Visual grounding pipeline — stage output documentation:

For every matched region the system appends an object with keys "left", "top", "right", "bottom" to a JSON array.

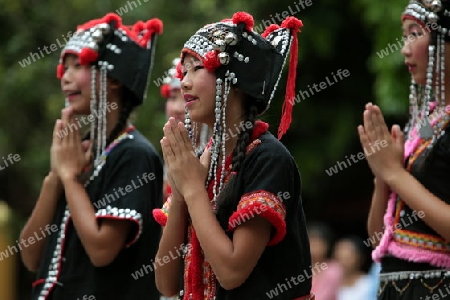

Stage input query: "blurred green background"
[{"left": 0, "top": 0, "right": 410, "bottom": 299}]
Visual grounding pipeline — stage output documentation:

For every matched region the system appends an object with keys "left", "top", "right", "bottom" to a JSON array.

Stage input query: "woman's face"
[
  {"left": 401, "top": 18, "right": 431, "bottom": 85},
  {"left": 165, "top": 88, "right": 185, "bottom": 123},
  {"left": 60, "top": 54, "right": 92, "bottom": 115},
  {"left": 180, "top": 54, "right": 216, "bottom": 126},
  {"left": 333, "top": 239, "right": 362, "bottom": 274},
  {"left": 309, "top": 235, "right": 329, "bottom": 264}
]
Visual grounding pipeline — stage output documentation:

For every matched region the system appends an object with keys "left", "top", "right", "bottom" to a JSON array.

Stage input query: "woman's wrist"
[{"left": 45, "top": 171, "right": 61, "bottom": 187}]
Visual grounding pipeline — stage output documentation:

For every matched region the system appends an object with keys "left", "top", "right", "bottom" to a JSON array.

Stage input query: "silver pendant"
[{"left": 419, "top": 118, "right": 433, "bottom": 139}]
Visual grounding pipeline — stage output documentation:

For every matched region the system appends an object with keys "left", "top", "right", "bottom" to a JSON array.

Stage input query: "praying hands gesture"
[
  {"left": 51, "top": 107, "right": 92, "bottom": 183},
  {"left": 161, "top": 118, "right": 210, "bottom": 198},
  {"left": 357, "top": 103, "right": 405, "bottom": 182}
]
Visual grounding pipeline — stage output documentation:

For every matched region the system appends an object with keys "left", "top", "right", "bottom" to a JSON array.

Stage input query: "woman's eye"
[{"left": 194, "top": 65, "right": 204, "bottom": 71}]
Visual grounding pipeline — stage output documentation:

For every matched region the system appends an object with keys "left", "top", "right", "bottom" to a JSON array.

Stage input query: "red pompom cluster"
[
  {"left": 160, "top": 84, "right": 171, "bottom": 98},
  {"left": 175, "top": 61, "right": 183, "bottom": 79},
  {"left": 78, "top": 13, "right": 122, "bottom": 32},
  {"left": 56, "top": 64, "right": 64, "bottom": 79},
  {"left": 281, "top": 17, "right": 303, "bottom": 32},
  {"left": 261, "top": 24, "right": 281, "bottom": 38},
  {"left": 133, "top": 18, "right": 163, "bottom": 48},
  {"left": 204, "top": 50, "right": 221, "bottom": 72},
  {"left": 232, "top": 12, "right": 254, "bottom": 31},
  {"left": 79, "top": 48, "right": 98, "bottom": 65}
]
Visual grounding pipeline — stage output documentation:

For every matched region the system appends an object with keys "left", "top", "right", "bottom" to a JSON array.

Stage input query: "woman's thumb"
[
  {"left": 200, "top": 149, "right": 211, "bottom": 169},
  {"left": 391, "top": 125, "right": 404, "bottom": 144},
  {"left": 82, "top": 140, "right": 92, "bottom": 164}
]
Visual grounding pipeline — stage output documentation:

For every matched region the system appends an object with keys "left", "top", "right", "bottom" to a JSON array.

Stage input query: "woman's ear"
[
  {"left": 230, "top": 86, "right": 245, "bottom": 100},
  {"left": 107, "top": 78, "right": 123, "bottom": 90}
]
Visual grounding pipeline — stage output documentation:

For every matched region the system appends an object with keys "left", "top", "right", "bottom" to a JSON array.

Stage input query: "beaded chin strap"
[
  {"left": 184, "top": 108, "right": 210, "bottom": 157},
  {"left": 90, "top": 64, "right": 109, "bottom": 171},
  {"left": 404, "top": 0, "right": 450, "bottom": 149},
  {"left": 207, "top": 72, "right": 236, "bottom": 209},
  {"left": 183, "top": 71, "right": 235, "bottom": 210}
]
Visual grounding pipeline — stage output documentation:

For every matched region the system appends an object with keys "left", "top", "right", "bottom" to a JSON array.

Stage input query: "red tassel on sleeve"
[{"left": 277, "top": 17, "right": 303, "bottom": 140}]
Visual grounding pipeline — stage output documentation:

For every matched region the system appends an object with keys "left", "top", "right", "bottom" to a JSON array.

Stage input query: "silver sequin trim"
[{"left": 95, "top": 205, "right": 143, "bottom": 247}]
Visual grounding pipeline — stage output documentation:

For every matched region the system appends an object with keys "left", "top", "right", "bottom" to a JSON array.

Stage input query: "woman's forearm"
[
  {"left": 367, "top": 177, "right": 390, "bottom": 248},
  {"left": 19, "top": 172, "right": 63, "bottom": 272},
  {"left": 155, "top": 197, "right": 188, "bottom": 297},
  {"left": 385, "top": 168, "right": 450, "bottom": 241}
]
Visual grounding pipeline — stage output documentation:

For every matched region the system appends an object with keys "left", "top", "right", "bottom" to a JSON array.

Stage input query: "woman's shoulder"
[
  {"left": 244, "top": 131, "right": 296, "bottom": 164},
  {"left": 113, "top": 129, "right": 160, "bottom": 157}
]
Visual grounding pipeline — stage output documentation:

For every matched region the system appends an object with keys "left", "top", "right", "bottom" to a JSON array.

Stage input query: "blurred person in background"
[
  {"left": 19, "top": 13, "right": 164, "bottom": 300},
  {"left": 159, "top": 58, "right": 211, "bottom": 202},
  {"left": 358, "top": 0, "right": 450, "bottom": 299},
  {"left": 308, "top": 222, "right": 343, "bottom": 300},
  {"left": 333, "top": 236, "right": 374, "bottom": 300}
]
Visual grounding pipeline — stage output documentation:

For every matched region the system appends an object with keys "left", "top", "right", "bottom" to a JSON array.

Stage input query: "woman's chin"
[
  {"left": 67, "top": 104, "right": 90, "bottom": 116},
  {"left": 411, "top": 74, "right": 426, "bottom": 86},
  {"left": 189, "top": 113, "right": 213, "bottom": 127}
]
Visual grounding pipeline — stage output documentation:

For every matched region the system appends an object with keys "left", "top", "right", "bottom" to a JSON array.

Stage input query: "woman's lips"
[
  {"left": 406, "top": 64, "right": 416, "bottom": 73},
  {"left": 67, "top": 92, "right": 81, "bottom": 101},
  {"left": 185, "top": 99, "right": 198, "bottom": 107}
]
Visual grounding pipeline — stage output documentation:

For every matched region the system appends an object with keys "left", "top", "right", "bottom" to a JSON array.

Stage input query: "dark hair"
[
  {"left": 338, "top": 235, "right": 368, "bottom": 269},
  {"left": 307, "top": 222, "right": 336, "bottom": 259},
  {"left": 415, "top": 122, "right": 450, "bottom": 171},
  {"left": 81, "top": 86, "right": 135, "bottom": 182},
  {"left": 105, "top": 87, "right": 136, "bottom": 146},
  {"left": 215, "top": 94, "right": 260, "bottom": 229}
]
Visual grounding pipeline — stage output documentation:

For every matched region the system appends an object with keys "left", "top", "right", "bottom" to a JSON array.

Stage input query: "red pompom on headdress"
[
  {"left": 77, "top": 13, "right": 122, "bottom": 32},
  {"left": 56, "top": 64, "right": 64, "bottom": 79},
  {"left": 232, "top": 12, "right": 254, "bottom": 31},
  {"left": 133, "top": 18, "right": 163, "bottom": 48},
  {"left": 175, "top": 60, "right": 183, "bottom": 79},
  {"left": 79, "top": 48, "right": 99, "bottom": 65},
  {"left": 277, "top": 16, "right": 303, "bottom": 140},
  {"left": 160, "top": 84, "right": 171, "bottom": 98},
  {"left": 262, "top": 24, "right": 281, "bottom": 38},
  {"left": 204, "top": 50, "right": 221, "bottom": 72}
]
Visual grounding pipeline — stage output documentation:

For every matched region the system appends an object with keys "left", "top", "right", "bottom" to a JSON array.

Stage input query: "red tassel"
[
  {"left": 204, "top": 50, "right": 221, "bottom": 72},
  {"left": 56, "top": 64, "right": 64, "bottom": 79},
  {"left": 79, "top": 48, "right": 98, "bottom": 65},
  {"left": 232, "top": 11, "right": 254, "bottom": 31},
  {"left": 190, "top": 230, "right": 204, "bottom": 300},
  {"left": 277, "top": 17, "right": 303, "bottom": 140},
  {"left": 261, "top": 24, "right": 280, "bottom": 38}
]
